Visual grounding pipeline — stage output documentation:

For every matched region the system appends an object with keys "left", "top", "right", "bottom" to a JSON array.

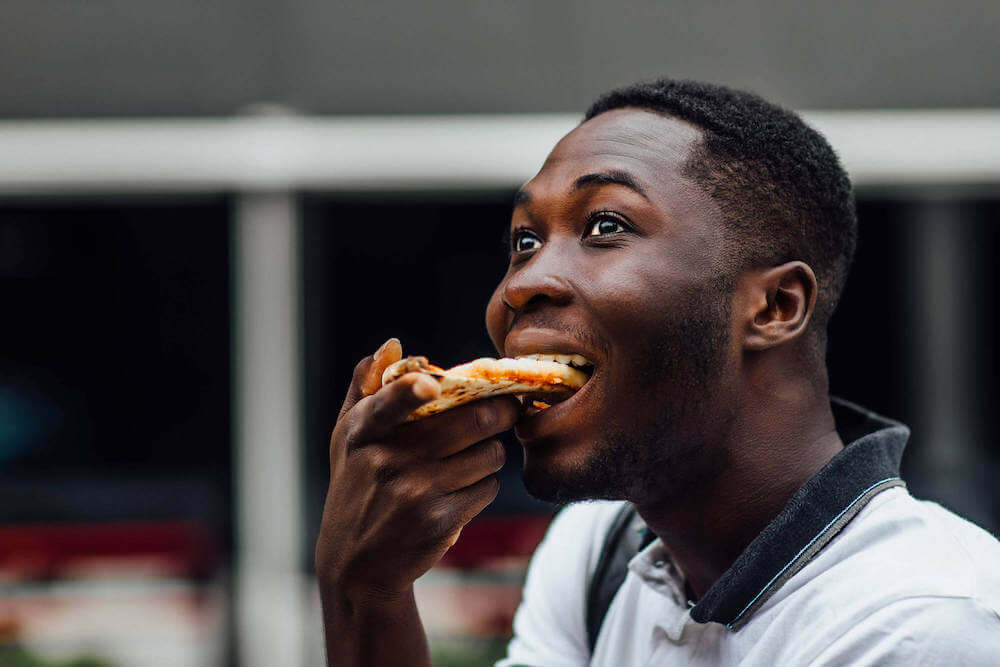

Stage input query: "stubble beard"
[{"left": 521, "top": 282, "right": 735, "bottom": 506}]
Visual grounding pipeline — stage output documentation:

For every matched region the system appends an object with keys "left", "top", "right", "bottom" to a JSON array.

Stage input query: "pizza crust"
[{"left": 381, "top": 355, "right": 589, "bottom": 420}]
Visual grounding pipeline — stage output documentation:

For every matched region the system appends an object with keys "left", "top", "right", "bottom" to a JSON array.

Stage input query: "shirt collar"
[{"left": 650, "top": 398, "right": 909, "bottom": 630}]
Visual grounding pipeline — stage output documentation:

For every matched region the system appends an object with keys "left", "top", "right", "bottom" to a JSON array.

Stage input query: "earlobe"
[{"left": 743, "top": 261, "right": 817, "bottom": 352}]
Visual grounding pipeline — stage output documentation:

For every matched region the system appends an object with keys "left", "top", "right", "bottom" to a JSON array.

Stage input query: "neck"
[{"left": 636, "top": 358, "right": 843, "bottom": 601}]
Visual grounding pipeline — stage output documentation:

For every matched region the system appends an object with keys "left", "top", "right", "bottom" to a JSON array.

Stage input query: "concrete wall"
[{"left": 2, "top": 0, "right": 998, "bottom": 118}]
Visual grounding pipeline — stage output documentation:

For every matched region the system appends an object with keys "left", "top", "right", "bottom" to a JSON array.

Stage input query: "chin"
[
  {"left": 521, "top": 463, "right": 600, "bottom": 505},
  {"left": 520, "top": 440, "right": 629, "bottom": 505},
  {"left": 518, "top": 416, "right": 724, "bottom": 507}
]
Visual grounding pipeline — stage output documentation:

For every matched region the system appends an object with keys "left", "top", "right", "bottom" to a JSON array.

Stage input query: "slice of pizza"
[{"left": 381, "top": 355, "right": 593, "bottom": 420}]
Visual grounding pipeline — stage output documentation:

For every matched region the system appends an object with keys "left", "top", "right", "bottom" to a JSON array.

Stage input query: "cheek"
[
  {"left": 484, "top": 286, "right": 508, "bottom": 353},
  {"left": 584, "top": 250, "right": 701, "bottom": 339}
]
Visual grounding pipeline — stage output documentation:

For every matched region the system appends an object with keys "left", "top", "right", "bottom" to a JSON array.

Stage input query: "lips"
[
  {"left": 505, "top": 329, "right": 603, "bottom": 439},
  {"left": 514, "top": 363, "right": 599, "bottom": 441},
  {"left": 506, "top": 328, "right": 599, "bottom": 359}
]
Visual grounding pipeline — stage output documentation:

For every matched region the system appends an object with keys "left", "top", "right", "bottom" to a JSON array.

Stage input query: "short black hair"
[{"left": 585, "top": 79, "right": 857, "bottom": 341}]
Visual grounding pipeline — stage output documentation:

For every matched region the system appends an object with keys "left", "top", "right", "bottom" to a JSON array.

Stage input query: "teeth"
[{"left": 515, "top": 353, "right": 594, "bottom": 369}]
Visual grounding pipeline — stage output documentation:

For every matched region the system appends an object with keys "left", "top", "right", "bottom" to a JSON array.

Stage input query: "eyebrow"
[{"left": 513, "top": 169, "right": 650, "bottom": 208}]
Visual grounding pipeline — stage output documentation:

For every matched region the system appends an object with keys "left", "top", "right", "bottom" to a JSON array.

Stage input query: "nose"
[{"left": 501, "top": 252, "right": 574, "bottom": 312}]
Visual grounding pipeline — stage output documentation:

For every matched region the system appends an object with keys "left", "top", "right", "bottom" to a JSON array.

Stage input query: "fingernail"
[
  {"left": 412, "top": 376, "right": 439, "bottom": 400},
  {"left": 375, "top": 337, "right": 399, "bottom": 361}
]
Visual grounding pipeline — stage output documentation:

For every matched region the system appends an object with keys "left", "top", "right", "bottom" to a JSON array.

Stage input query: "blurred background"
[{"left": 1, "top": 1, "right": 999, "bottom": 665}]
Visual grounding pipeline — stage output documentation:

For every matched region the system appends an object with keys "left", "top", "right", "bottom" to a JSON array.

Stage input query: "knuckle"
[
  {"left": 341, "top": 417, "right": 364, "bottom": 449},
  {"left": 485, "top": 474, "right": 501, "bottom": 498},
  {"left": 474, "top": 402, "right": 500, "bottom": 434},
  {"left": 408, "top": 472, "right": 436, "bottom": 501},
  {"left": 376, "top": 380, "right": 413, "bottom": 414},
  {"left": 352, "top": 356, "right": 371, "bottom": 381},
  {"left": 424, "top": 501, "right": 455, "bottom": 533},
  {"left": 368, "top": 394, "right": 390, "bottom": 423},
  {"left": 473, "top": 475, "right": 501, "bottom": 507},
  {"left": 373, "top": 457, "right": 402, "bottom": 486},
  {"left": 369, "top": 392, "right": 405, "bottom": 428},
  {"left": 389, "top": 479, "right": 416, "bottom": 507},
  {"left": 358, "top": 446, "right": 398, "bottom": 484},
  {"left": 354, "top": 445, "right": 377, "bottom": 472},
  {"left": 484, "top": 439, "right": 506, "bottom": 471},
  {"left": 389, "top": 469, "right": 434, "bottom": 508},
  {"left": 418, "top": 472, "right": 441, "bottom": 497},
  {"left": 501, "top": 396, "right": 521, "bottom": 424}
]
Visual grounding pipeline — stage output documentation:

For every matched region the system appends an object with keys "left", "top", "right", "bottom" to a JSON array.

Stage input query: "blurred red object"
[
  {"left": 437, "top": 515, "right": 552, "bottom": 570},
  {"left": 0, "top": 521, "right": 218, "bottom": 581}
]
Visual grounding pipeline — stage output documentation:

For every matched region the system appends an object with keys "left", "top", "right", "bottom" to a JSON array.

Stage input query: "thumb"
[{"left": 338, "top": 338, "right": 402, "bottom": 420}]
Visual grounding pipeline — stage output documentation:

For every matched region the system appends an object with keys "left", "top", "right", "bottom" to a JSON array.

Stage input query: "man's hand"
[{"left": 316, "top": 338, "right": 519, "bottom": 666}]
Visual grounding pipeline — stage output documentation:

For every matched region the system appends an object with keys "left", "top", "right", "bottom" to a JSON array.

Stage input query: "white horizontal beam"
[
  {"left": 0, "top": 111, "right": 998, "bottom": 193},
  {"left": 806, "top": 110, "right": 1000, "bottom": 188}
]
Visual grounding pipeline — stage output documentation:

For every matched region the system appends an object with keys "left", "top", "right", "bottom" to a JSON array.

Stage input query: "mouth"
[
  {"left": 508, "top": 353, "right": 599, "bottom": 441},
  {"left": 512, "top": 353, "right": 595, "bottom": 416}
]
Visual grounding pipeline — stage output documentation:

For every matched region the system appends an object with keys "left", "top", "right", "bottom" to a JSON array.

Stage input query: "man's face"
[{"left": 485, "top": 108, "right": 739, "bottom": 505}]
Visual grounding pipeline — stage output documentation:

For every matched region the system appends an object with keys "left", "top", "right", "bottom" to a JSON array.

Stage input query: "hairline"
[{"left": 583, "top": 103, "right": 834, "bottom": 364}]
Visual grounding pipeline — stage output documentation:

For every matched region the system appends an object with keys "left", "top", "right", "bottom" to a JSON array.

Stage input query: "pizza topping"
[
  {"left": 381, "top": 353, "right": 591, "bottom": 420},
  {"left": 516, "top": 397, "right": 554, "bottom": 418},
  {"left": 380, "top": 355, "right": 446, "bottom": 385}
]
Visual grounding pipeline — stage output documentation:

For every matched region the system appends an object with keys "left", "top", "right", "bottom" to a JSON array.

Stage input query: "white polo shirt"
[{"left": 498, "top": 400, "right": 1000, "bottom": 666}]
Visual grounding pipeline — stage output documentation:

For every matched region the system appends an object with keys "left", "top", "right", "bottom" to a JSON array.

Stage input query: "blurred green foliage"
[
  {"left": 430, "top": 638, "right": 508, "bottom": 667},
  {"left": 0, "top": 647, "right": 113, "bottom": 667}
]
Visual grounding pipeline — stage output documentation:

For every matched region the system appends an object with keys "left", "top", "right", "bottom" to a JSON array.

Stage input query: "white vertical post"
[{"left": 233, "top": 192, "right": 305, "bottom": 667}]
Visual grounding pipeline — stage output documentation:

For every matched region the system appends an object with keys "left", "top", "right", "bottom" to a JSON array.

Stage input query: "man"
[{"left": 315, "top": 79, "right": 1000, "bottom": 665}]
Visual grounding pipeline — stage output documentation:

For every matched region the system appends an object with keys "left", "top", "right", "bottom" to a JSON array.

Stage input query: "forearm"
[
  {"left": 319, "top": 582, "right": 431, "bottom": 667},
  {"left": 316, "top": 342, "right": 515, "bottom": 666}
]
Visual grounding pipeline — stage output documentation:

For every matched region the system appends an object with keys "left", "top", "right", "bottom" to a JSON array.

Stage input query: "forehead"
[{"left": 530, "top": 108, "right": 704, "bottom": 196}]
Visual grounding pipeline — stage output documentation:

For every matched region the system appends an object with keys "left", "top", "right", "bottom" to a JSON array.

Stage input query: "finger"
[
  {"left": 428, "top": 474, "right": 502, "bottom": 553},
  {"left": 436, "top": 438, "right": 506, "bottom": 493},
  {"left": 362, "top": 338, "right": 402, "bottom": 397},
  {"left": 346, "top": 372, "right": 441, "bottom": 446},
  {"left": 394, "top": 395, "right": 520, "bottom": 459},
  {"left": 447, "top": 474, "right": 502, "bottom": 527},
  {"left": 338, "top": 338, "right": 401, "bottom": 421}
]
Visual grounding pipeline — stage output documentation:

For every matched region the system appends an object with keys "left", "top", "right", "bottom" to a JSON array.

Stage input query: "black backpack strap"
[{"left": 585, "top": 503, "right": 653, "bottom": 655}]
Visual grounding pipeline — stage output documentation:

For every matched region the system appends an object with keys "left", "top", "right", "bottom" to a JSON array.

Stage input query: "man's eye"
[
  {"left": 512, "top": 230, "right": 542, "bottom": 253},
  {"left": 585, "top": 215, "right": 626, "bottom": 237}
]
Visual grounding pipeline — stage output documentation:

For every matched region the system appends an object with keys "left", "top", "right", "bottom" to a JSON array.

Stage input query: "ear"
[{"left": 742, "top": 261, "right": 818, "bottom": 352}]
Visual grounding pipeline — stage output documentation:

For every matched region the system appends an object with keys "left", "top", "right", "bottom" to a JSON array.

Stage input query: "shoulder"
[
  {"left": 497, "top": 501, "right": 625, "bottom": 667},
  {"left": 539, "top": 500, "right": 628, "bottom": 570},
  {"left": 767, "top": 487, "right": 1000, "bottom": 600},
  {"left": 908, "top": 496, "right": 1000, "bottom": 593},
  {"left": 518, "top": 500, "right": 627, "bottom": 609},
  {"left": 823, "top": 488, "right": 1000, "bottom": 604},
  {"left": 754, "top": 488, "right": 1000, "bottom": 663},
  {"left": 790, "top": 595, "right": 1000, "bottom": 665}
]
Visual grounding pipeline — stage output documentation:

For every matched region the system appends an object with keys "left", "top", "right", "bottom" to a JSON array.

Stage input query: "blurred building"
[{"left": 1, "top": 2, "right": 999, "bottom": 666}]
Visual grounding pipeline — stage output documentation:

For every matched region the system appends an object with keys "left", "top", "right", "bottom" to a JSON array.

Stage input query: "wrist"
[
  {"left": 320, "top": 573, "right": 414, "bottom": 617},
  {"left": 316, "top": 549, "right": 412, "bottom": 610},
  {"left": 320, "top": 582, "right": 429, "bottom": 667}
]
